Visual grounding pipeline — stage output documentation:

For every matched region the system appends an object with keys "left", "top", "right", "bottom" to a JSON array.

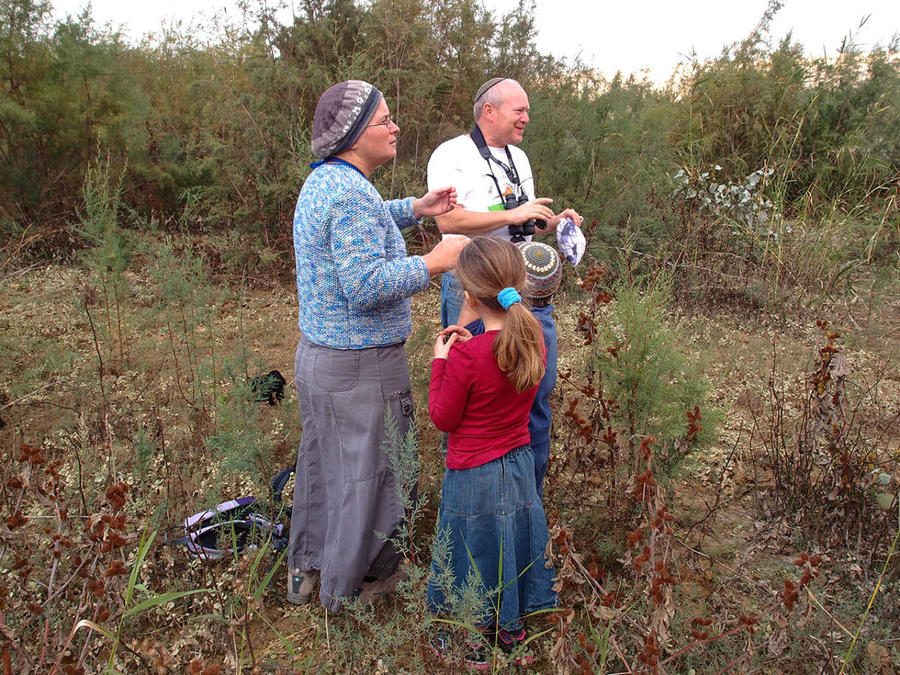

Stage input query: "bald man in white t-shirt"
[{"left": 427, "top": 77, "right": 582, "bottom": 327}]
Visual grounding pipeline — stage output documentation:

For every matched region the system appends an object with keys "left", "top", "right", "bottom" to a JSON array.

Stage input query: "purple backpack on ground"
[{"left": 169, "top": 467, "right": 293, "bottom": 560}]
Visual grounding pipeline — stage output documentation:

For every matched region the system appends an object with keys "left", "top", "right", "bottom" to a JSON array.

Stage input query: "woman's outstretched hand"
[{"left": 414, "top": 186, "right": 458, "bottom": 218}]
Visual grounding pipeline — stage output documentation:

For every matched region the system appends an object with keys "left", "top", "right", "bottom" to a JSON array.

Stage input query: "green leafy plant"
[
  {"left": 146, "top": 236, "right": 225, "bottom": 417},
  {"left": 205, "top": 359, "right": 273, "bottom": 497},
  {"left": 597, "top": 269, "right": 713, "bottom": 471},
  {"left": 76, "top": 154, "right": 134, "bottom": 363},
  {"left": 376, "top": 409, "right": 427, "bottom": 563}
]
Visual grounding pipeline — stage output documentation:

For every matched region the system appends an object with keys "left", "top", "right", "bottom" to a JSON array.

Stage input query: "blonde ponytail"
[
  {"left": 456, "top": 237, "right": 546, "bottom": 392},
  {"left": 494, "top": 302, "right": 545, "bottom": 391}
]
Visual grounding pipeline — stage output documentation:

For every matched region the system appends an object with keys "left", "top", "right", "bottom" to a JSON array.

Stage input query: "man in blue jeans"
[
  {"left": 516, "top": 242, "right": 561, "bottom": 495},
  {"left": 427, "top": 77, "right": 582, "bottom": 494}
]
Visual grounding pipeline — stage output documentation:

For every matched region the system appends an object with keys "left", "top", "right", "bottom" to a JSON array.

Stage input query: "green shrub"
[{"left": 598, "top": 270, "right": 714, "bottom": 471}]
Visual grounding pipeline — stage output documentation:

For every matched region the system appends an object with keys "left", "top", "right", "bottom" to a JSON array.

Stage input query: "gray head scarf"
[{"left": 311, "top": 80, "right": 383, "bottom": 159}]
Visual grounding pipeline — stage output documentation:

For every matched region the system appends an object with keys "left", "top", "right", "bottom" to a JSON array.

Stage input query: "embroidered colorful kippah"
[
  {"left": 497, "top": 287, "right": 522, "bottom": 310},
  {"left": 517, "top": 241, "right": 562, "bottom": 299}
]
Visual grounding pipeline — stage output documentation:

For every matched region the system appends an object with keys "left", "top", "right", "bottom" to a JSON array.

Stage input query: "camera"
[{"left": 504, "top": 192, "right": 546, "bottom": 241}]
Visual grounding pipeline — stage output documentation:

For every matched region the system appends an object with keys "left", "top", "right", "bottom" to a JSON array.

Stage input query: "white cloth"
[
  {"left": 426, "top": 134, "right": 535, "bottom": 242},
  {"left": 556, "top": 216, "right": 586, "bottom": 266}
]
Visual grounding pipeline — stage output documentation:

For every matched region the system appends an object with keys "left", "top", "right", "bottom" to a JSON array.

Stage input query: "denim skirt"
[{"left": 426, "top": 446, "right": 558, "bottom": 630}]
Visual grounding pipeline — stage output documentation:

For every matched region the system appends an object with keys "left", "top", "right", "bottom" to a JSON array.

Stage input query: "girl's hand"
[
  {"left": 434, "top": 325, "right": 472, "bottom": 359},
  {"left": 440, "top": 325, "right": 473, "bottom": 343},
  {"left": 433, "top": 331, "right": 459, "bottom": 359}
]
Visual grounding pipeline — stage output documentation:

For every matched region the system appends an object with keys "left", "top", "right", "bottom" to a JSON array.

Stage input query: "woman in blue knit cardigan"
[{"left": 286, "top": 80, "right": 468, "bottom": 611}]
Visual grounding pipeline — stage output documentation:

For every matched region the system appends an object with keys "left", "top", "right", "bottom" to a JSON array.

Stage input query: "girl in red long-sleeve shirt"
[{"left": 426, "top": 236, "right": 557, "bottom": 668}]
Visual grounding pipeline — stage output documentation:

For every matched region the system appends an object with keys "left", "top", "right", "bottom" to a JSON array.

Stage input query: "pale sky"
[{"left": 50, "top": 0, "right": 899, "bottom": 85}]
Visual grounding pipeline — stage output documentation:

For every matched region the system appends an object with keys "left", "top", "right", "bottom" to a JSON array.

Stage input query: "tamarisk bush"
[
  {"left": 552, "top": 263, "right": 714, "bottom": 519},
  {"left": 76, "top": 155, "right": 134, "bottom": 365},
  {"left": 546, "top": 434, "right": 831, "bottom": 674},
  {"left": 748, "top": 320, "right": 898, "bottom": 555}
]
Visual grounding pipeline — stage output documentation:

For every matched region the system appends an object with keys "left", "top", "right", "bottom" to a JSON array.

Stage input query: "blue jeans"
[
  {"left": 463, "top": 303, "right": 558, "bottom": 497},
  {"left": 440, "top": 272, "right": 465, "bottom": 328},
  {"left": 528, "top": 304, "right": 557, "bottom": 497},
  {"left": 426, "top": 446, "right": 557, "bottom": 630}
]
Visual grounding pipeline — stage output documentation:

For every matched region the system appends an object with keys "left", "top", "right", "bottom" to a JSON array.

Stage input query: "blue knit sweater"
[{"left": 293, "top": 162, "right": 430, "bottom": 348}]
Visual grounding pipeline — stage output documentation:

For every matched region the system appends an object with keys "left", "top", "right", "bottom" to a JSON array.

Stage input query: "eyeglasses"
[{"left": 366, "top": 116, "right": 394, "bottom": 128}]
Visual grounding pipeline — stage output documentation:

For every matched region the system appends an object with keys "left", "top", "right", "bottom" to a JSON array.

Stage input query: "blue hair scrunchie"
[{"left": 497, "top": 287, "right": 521, "bottom": 310}]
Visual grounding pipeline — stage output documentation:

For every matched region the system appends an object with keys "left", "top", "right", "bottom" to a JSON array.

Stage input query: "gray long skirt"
[{"left": 288, "top": 334, "right": 415, "bottom": 610}]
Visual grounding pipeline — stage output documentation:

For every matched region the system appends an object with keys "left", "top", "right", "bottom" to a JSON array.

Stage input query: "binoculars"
[{"left": 503, "top": 192, "right": 546, "bottom": 241}]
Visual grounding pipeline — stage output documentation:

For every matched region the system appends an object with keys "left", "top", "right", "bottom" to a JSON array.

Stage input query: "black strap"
[
  {"left": 310, "top": 158, "right": 368, "bottom": 181},
  {"left": 271, "top": 467, "right": 294, "bottom": 505},
  {"left": 470, "top": 124, "right": 536, "bottom": 242},
  {"left": 470, "top": 124, "right": 521, "bottom": 188}
]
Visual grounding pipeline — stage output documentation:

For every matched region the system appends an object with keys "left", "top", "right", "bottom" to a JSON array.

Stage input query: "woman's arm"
[
  {"left": 387, "top": 187, "right": 458, "bottom": 229},
  {"left": 330, "top": 189, "right": 429, "bottom": 308}
]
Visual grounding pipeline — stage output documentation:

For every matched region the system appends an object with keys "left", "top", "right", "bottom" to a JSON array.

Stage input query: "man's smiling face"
[{"left": 487, "top": 80, "right": 530, "bottom": 146}]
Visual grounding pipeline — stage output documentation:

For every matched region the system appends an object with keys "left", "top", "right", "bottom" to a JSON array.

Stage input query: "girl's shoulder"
[
  {"left": 452, "top": 330, "right": 498, "bottom": 359},
  {"left": 469, "top": 329, "right": 499, "bottom": 346}
]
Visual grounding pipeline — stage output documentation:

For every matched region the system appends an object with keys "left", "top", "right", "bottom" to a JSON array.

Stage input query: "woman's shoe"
[
  {"left": 287, "top": 568, "right": 319, "bottom": 605},
  {"left": 355, "top": 566, "right": 407, "bottom": 603}
]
